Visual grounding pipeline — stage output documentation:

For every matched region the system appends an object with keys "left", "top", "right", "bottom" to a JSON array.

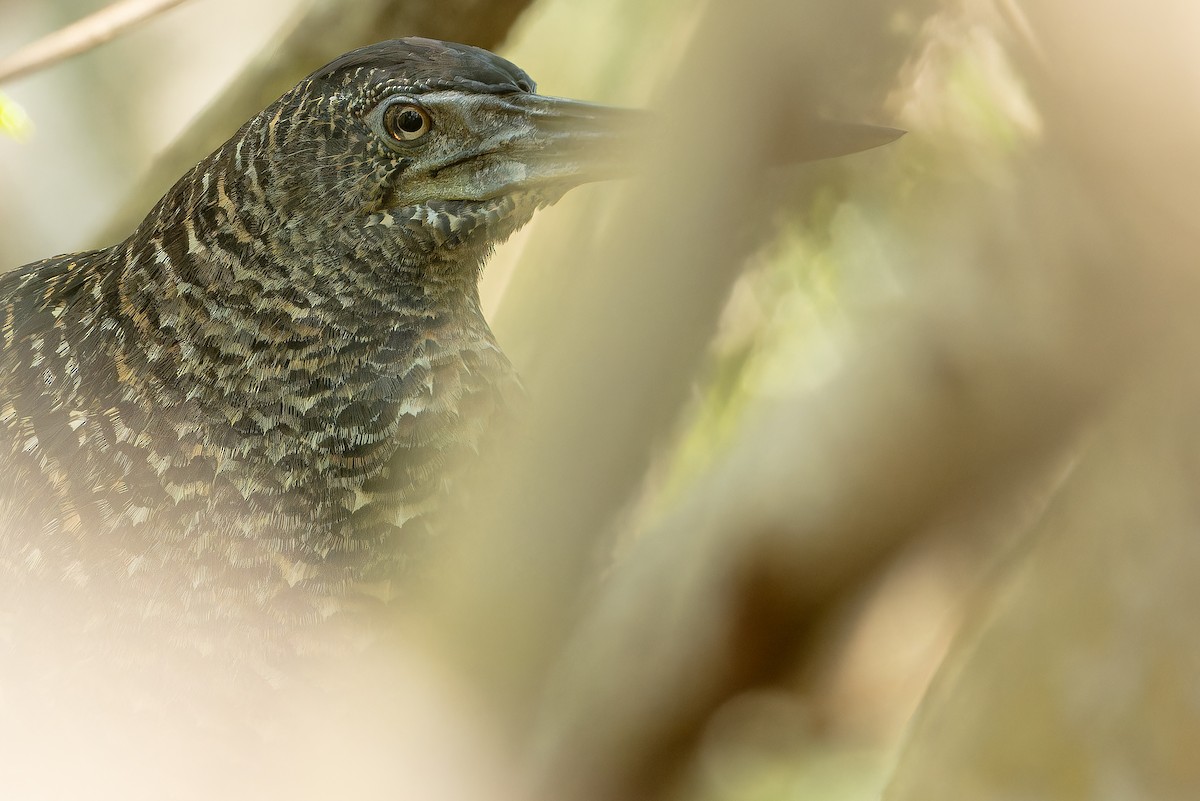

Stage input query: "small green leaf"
[{"left": 0, "top": 91, "right": 33, "bottom": 141}]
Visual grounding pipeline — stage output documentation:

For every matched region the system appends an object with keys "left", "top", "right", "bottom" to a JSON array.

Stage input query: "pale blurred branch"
[
  {"left": 0, "top": 0, "right": 192, "bottom": 85},
  {"left": 529, "top": 306, "right": 1101, "bottom": 800},
  {"left": 417, "top": 0, "right": 940, "bottom": 763},
  {"left": 496, "top": 0, "right": 1170, "bottom": 797},
  {"left": 996, "top": 0, "right": 1046, "bottom": 64}
]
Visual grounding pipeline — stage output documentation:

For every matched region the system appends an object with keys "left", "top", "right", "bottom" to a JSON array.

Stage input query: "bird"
[
  {"left": 0, "top": 38, "right": 901, "bottom": 662},
  {"left": 0, "top": 37, "right": 631, "bottom": 653}
]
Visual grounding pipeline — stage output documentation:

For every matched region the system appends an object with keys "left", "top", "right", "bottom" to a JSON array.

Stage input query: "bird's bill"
[
  {"left": 770, "top": 118, "right": 906, "bottom": 163},
  {"left": 431, "top": 92, "right": 903, "bottom": 202},
  {"left": 500, "top": 94, "right": 904, "bottom": 189},
  {"left": 492, "top": 93, "right": 648, "bottom": 194}
]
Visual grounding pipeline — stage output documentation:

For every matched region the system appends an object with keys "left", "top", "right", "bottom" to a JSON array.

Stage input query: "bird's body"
[
  {"left": 0, "top": 39, "right": 626, "bottom": 651},
  {"left": 0, "top": 210, "right": 516, "bottom": 630}
]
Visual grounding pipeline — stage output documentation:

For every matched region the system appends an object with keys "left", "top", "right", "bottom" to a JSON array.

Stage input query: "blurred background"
[
  {"left": 0, "top": 0, "right": 304, "bottom": 265},
  {"left": 3, "top": 1, "right": 1199, "bottom": 800}
]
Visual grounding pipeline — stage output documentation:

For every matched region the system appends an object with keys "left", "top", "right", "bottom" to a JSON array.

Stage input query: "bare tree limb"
[
  {"left": 503, "top": 1, "right": 1168, "bottom": 798},
  {"left": 414, "top": 0, "right": 938, "bottom": 742},
  {"left": 0, "top": 0, "right": 191, "bottom": 85}
]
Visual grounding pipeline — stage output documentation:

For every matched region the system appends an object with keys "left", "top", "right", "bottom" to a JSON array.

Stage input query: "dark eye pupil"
[{"left": 398, "top": 109, "right": 424, "bottom": 133}]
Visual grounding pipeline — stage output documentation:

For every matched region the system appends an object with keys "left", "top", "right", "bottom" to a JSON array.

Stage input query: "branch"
[
  {"left": 0, "top": 0, "right": 191, "bottom": 85},
  {"left": 414, "top": 0, "right": 936, "bottom": 745}
]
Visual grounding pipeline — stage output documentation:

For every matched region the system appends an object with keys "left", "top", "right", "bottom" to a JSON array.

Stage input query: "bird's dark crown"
[{"left": 310, "top": 37, "right": 536, "bottom": 95}]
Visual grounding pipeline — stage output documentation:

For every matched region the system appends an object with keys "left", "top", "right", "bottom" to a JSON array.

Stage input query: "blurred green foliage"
[{"left": 0, "top": 91, "right": 33, "bottom": 141}]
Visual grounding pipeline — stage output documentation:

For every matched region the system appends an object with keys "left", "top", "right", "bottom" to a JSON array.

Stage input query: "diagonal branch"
[{"left": 0, "top": 0, "right": 192, "bottom": 85}]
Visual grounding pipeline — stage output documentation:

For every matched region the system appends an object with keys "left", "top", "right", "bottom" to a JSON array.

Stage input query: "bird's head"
[
  {"left": 241, "top": 38, "right": 637, "bottom": 267},
  {"left": 156, "top": 37, "right": 902, "bottom": 299}
]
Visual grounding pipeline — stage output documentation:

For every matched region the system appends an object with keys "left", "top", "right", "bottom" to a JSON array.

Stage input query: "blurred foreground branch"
[
  {"left": 419, "top": 0, "right": 941, "bottom": 765},
  {"left": 410, "top": 0, "right": 1198, "bottom": 799},
  {"left": 0, "top": 0, "right": 191, "bottom": 85}
]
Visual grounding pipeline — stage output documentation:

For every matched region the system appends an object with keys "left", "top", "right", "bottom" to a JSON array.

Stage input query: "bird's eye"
[{"left": 384, "top": 104, "right": 432, "bottom": 141}]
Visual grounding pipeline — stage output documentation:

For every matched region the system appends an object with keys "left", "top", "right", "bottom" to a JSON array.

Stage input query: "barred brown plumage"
[{"left": 0, "top": 38, "right": 636, "bottom": 656}]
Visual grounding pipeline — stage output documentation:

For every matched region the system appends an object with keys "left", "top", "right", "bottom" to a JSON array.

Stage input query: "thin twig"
[
  {"left": 996, "top": 0, "right": 1047, "bottom": 65},
  {"left": 0, "top": 0, "right": 191, "bottom": 85}
]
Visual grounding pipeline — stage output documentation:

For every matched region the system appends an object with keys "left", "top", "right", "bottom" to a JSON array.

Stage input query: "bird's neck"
[
  {"left": 104, "top": 147, "right": 519, "bottom": 552},
  {"left": 104, "top": 188, "right": 517, "bottom": 556},
  {"left": 118, "top": 157, "right": 497, "bottom": 378}
]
